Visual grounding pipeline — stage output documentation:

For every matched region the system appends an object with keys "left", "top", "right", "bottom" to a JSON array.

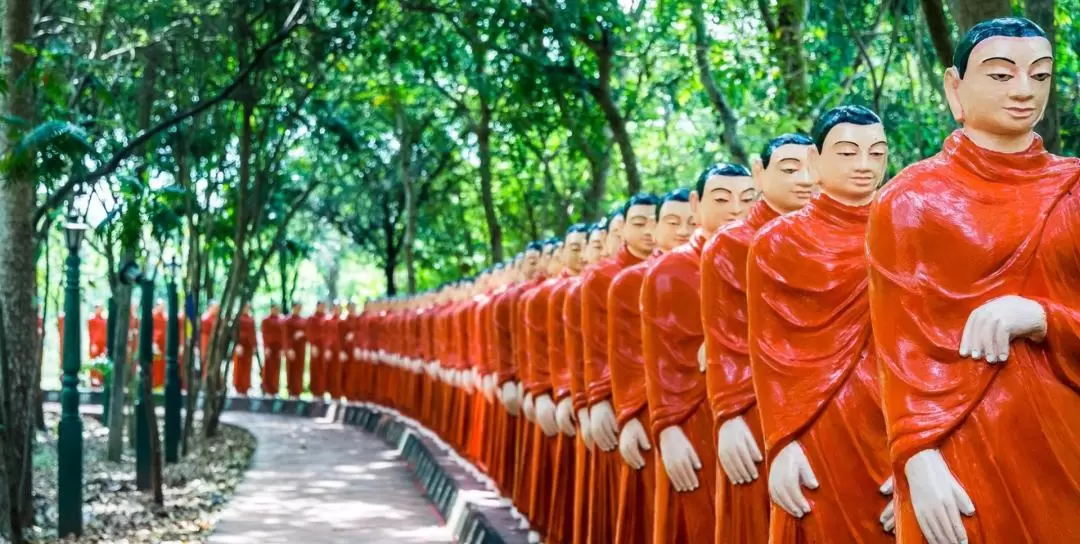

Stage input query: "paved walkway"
[{"left": 209, "top": 412, "right": 452, "bottom": 544}]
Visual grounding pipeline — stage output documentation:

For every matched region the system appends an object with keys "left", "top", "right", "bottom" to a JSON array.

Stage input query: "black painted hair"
[
  {"left": 525, "top": 241, "right": 544, "bottom": 253},
  {"left": 588, "top": 221, "right": 607, "bottom": 234},
  {"left": 657, "top": 188, "right": 691, "bottom": 219},
  {"left": 761, "top": 134, "right": 814, "bottom": 169},
  {"left": 954, "top": 17, "right": 1046, "bottom": 78},
  {"left": 811, "top": 105, "right": 882, "bottom": 151},
  {"left": 695, "top": 163, "right": 751, "bottom": 195},
  {"left": 607, "top": 206, "right": 624, "bottom": 225},
  {"left": 621, "top": 192, "right": 661, "bottom": 218},
  {"left": 543, "top": 237, "right": 561, "bottom": 249},
  {"left": 566, "top": 223, "right": 589, "bottom": 236}
]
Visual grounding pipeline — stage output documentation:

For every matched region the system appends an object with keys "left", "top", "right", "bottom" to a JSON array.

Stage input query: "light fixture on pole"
[{"left": 164, "top": 250, "right": 182, "bottom": 463}]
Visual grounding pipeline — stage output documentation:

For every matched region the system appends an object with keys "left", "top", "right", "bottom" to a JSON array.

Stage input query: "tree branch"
[{"left": 34, "top": 0, "right": 308, "bottom": 227}]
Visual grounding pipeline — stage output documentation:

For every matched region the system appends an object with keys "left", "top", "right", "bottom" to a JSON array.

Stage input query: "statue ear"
[
  {"left": 806, "top": 146, "right": 821, "bottom": 184},
  {"left": 944, "top": 67, "right": 965, "bottom": 124},
  {"left": 751, "top": 157, "right": 765, "bottom": 192}
]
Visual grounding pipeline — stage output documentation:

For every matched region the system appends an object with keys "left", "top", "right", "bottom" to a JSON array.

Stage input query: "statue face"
[
  {"left": 291, "top": 304, "right": 301, "bottom": 314},
  {"left": 655, "top": 200, "right": 694, "bottom": 251},
  {"left": 810, "top": 122, "right": 888, "bottom": 206},
  {"left": 692, "top": 175, "right": 756, "bottom": 233},
  {"left": 623, "top": 204, "right": 657, "bottom": 257},
  {"left": 754, "top": 144, "right": 816, "bottom": 214},
  {"left": 270, "top": 305, "right": 281, "bottom": 315},
  {"left": 523, "top": 249, "right": 541, "bottom": 279},
  {"left": 946, "top": 36, "right": 1053, "bottom": 141},
  {"left": 316, "top": 302, "right": 326, "bottom": 312},
  {"left": 547, "top": 246, "right": 564, "bottom": 275},
  {"left": 564, "top": 232, "right": 587, "bottom": 273},
  {"left": 605, "top": 215, "right": 625, "bottom": 255},
  {"left": 586, "top": 230, "right": 605, "bottom": 263}
]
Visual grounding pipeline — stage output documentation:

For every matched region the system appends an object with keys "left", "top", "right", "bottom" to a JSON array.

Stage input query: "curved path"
[{"left": 209, "top": 412, "right": 451, "bottom": 544}]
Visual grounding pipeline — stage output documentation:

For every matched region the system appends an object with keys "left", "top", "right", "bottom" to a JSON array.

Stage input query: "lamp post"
[
  {"left": 136, "top": 270, "right": 155, "bottom": 490},
  {"left": 58, "top": 208, "right": 88, "bottom": 537},
  {"left": 164, "top": 255, "right": 181, "bottom": 463}
]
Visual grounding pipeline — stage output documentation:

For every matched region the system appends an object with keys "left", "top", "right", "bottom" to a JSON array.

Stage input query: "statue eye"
[
  {"left": 1032, "top": 72, "right": 1052, "bottom": 82},
  {"left": 988, "top": 73, "right": 1013, "bottom": 82}
]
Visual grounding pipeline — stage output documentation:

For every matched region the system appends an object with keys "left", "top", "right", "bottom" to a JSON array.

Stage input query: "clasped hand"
[
  {"left": 588, "top": 401, "right": 619, "bottom": 452},
  {"left": 555, "top": 397, "right": 576, "bottom": 436},
  {"left": 659, "top": 426, "right": 701, "bottom": 492},
  {"left": 534, "top": 394, "right": 558, "bottom": 436},
  {"left": 716, "top": 415, "right": 763, "bottom": 484},
  {"left": 618, "top": 417, "right": 651, "bottom": 470},
  {"left": 906, "top": 449, "right": 974, "bottom": 544}
]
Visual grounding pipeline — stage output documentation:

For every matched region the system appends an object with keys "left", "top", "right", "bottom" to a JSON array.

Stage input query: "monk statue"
[{"left": 868, "top": 17, "right": 1080, "bottom": 544}]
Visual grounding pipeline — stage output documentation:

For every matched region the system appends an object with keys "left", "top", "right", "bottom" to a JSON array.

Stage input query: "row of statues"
[{"left": 336, "top": 18, "right": 1079, "bottom": 544}]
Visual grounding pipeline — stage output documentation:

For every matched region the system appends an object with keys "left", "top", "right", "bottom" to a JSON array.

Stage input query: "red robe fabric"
[
  {"left": 747, "top": 193, "right": 890, "bottom": 543},
  {"left": 512, "top": 280, "right": 543, "bottom": 522},
  {"left": 545, "top": 276, "right": 576, "bottom": 544},
  {"left": 87, "top": 311, "right": 107, "bottom": 386},
  {"left": 562, "top": 273, "right": 592, "bottom": 544},
  {"left": 233, "top": 312, "right": 257, "bottom": 395},
  {"left": 525, "top": 279, "right": 558, "bottom": 535},
  {"left": 324, "top": 312, "right": 345, "bottom": 399},
  {"left": 868, "top": 131, "right": 1080, "bottom": 543},
  {"left": 199, "top": 311, "right": 215, "bottom": 378},
  {"left": 284, "top": 313, "right": 307, "bottom": 397},
  {"left": 261, "top": 314, "right": 283, "bottom": 396},
  {"left": 305, "top": 311, "right": 326, "bottom": 396},
  {"left": 608, "top": 256, "right": 659, "bottom": 544},
  {"left": 582, "top": 247, "right": 644, "bottom": 544},
  {"left": 152, "top": 309, "right": 167, "bottom": 388},
  {"left": 641, "top": 231, "right": 715, "bottom": 544},
  {"left": 491, "top": 285, "right": 522, "bottom": 498},
  {"left": 701, "top": 201, "right": 778, "bottom": 543}
]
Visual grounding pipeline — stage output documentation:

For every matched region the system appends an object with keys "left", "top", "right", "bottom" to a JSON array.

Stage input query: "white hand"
[
  {"left": 311, "top": 347, "right": 320, "bottom": 358},
  {"left": 534, "top": 394, "right": 558, "bottom": 437},
  {"left": 555, "top": 397, "right": 576, "bottom": 436},
  {"left": 501, "top": 381, "right": 521, "bottom": 416},
  {"left": 589, "top": 401, "right": 619, "bottom": 452},
  {"left": 293, "top": 331, "right": 303, "bottom": 340},
  {"left": 576, "top": 408, "right": 593, "bottom": 450},
  {"left": 153, "top": 344, "right": 161, "bottom": 356},
  {"left": 353, "top": 348, "right": 362, "bottom": 359},
  {"left": 287, "top": 349, "right": 296, "bottom": 359},
  {"left": 697, "top": 342, "right": 707, "bottom": 373},
  {"left": 522, "top": 392, "right": 536, "bottom": 422},
  {"left": 339, "top": 351, "right": 346, "bottom": 362},
  {"left": 659, "top": 426, "right": 702, "bottom": 492},
  {"left": 235, "top": 345, "right": 244, "bottom": 356},
  {"left": 618, "top": 417, "right": 652, "bottom": 470},
  {"left": 716, "top": 415, "right": 764, "bottom": 484},
  {"left": 345, "top": 332, "right": 354, "bottom": 342},
  {"left": 905, "top": 449, "right": 974, "bottom": 544},
  {"left": 959, "top": 295, "right": 1047, "bottom": 363},
  {"left": 768, "top": 441, "right": 818, "bottom": 518},
  {"left": 880, "top": 476, "right": 896, "bottom": 533}
]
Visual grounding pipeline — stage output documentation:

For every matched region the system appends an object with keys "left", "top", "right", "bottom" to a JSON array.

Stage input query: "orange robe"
[
  {"left": 747, "top": 194, "right": 890, "bottom": 543},
  {"left": 152, "top": 309, "right": 167, "bottom": 388},
  {"left": 868, "top": 131, "right": 1080, "bottom": 543},
  {"left": 545, "top": 276, "right": 576, "bottom": 543},
  {"left": 512, "top": 279, "right": 543, "bottom": 521},
  {"left": 491, "top": 284, "right": 522, "bottom": 498},
  {"left": 701, "top": 201, "right": 778, "bottom": 543},
  {"left": 57, "top": 314, "right": 65, "bottom": 370},
  {"left": 325, "top": 313, "right": 345, "bottom": 399},
  {"left": 525, "top": 278, "right": 559, "bottom": 536},
  {"left": 283, "top": 312, "right": 307, "bottom": 398},
  {"left": 233, "top": 312, "right": 257, "bottom": 395},
  {"left": 87, "top": 312, "right": 107, "bottom": 386},
  {"left": 199, "top": 311, "right": 214, "bottom": 378},
  {"left": 608, "top": 257, "right": 659, "bottom": 544},
  {"left": 642, "top": 231, "right": 715, "bottom": 543},
  {"left": 582, "top": 247, "right": 644, "bottom": 544},
  {"left": 261, "top": 314, "right": 283, "bottom": 396},
  {"left": 306, "top": 311, "right": 327, "bottom": 397},
  {"left": 562, "top": 274, "right": 593, "bottom": 544}
]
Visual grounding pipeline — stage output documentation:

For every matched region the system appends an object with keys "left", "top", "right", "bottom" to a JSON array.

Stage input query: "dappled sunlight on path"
[{"left": 209, "top": 413, "right": 451, "bottom": 544}]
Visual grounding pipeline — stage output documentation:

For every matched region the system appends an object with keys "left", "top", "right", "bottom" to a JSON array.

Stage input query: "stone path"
[{"left": 209, "top": 412, "right": 452, "bottom": 544}]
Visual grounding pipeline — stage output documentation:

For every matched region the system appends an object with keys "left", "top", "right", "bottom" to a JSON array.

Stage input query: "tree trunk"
[
  {"left": 1026, "top": 0, "right": 1059, "bottom": 153},
  {"left": 772, "top": 0, "right": 809, "bottom": 116},
  {"left": 920, "top": 0, "right": 955, "bottom": 67},
  {"left": 0, "top": 0, "right": 39, "bottom": 537},
  {"left": 592, "top": 88, "right": 641, "bottom": 196},
  {"left": 584, "top": 138, "right": 611, "bottom": 221},
  {"left": 691, "top": 0, "right": 750, "bottom": 165},
  {"left": 946, "top": 0, "right": 1010, "bottom": 32},
  {"left": 383, "top": 253, "right": 397, "bottom": 296},
  {"left": 105, "top": 252, "right": 134, "bottom": 462},
  {"left": 396, "top": 103, "right": 420, "bottom": 290},
  {"left": 476, "top": 106, "right": 503, "bottom": 264}
]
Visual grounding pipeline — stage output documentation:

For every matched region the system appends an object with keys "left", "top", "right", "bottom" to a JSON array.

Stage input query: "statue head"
[
  {"left": 586, "top": 221, "right": 606, "bottom": 264},
  {"left": 655, "top": 188, "right": 694, "bottom": 252},
  {"left": 605, "top": 207, "right": 625, "bottom": 256},
  {"left": 945, "top": 17, "right": 1051, "bottom": 152},
  {"left": 690, "top": 162, "right": 754, "bottom": 233},
  {"left": 270, "top": 303, "right": 281, "bottom": 316},
  {"left": 753, "top": 133, "right": 816, "bottom": 214},
  {"left": 522, "top": 242, "right": 543, "bottom": 280},
  {"left": 291, "top": 302, "right": 302, "bottom": 314},
  {"left": 809, "top": 105, "right": 888, "bottom": 207},
  {"left": 564, "top": 223, "right": 589, "bottom": 274},
  {"left": 621, "top": 193, "right": 660, "bottom": 259}
]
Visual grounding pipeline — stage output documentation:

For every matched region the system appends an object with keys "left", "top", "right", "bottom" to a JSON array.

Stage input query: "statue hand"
[
  {"left": 768, "top": 440, "right": 818, "bottom": 518},
  {"left": 339, "top": 352, "right": 346, "bottom": 362},
  {"left": 880, "top": 476, "right": 896, "bottom": 533},
  {"left": 555, "top": 397, "right": 576, "bottom": 437},
  {"left": 960, "top": 295, "right": 1047, "bottom": 363},
  {"left": 522, "top": 392, "right": 536, "bottom": 422},
  {"left": 534, "top": 394, "right": 558, "bottom": 437},
  {"left": 717, "top": 415, "right": 764, "bottom": 484},
  {"left": 588, "top": 401, "right": 619, "bottom": 452},
  {"left": 235, "top": 345, "right": 244, "bottom": 356},
  {"left": 618, "top": 417, "right": 651, "bottom": 470},
  {"left": 500, "top": 381, "right": 521, "bottom": 416},
  {"left": 287, "top": 349, "right": 295, "bottom": 359},
  {"left": 659, "top": 426, "right": 702, "bottom": 492},
  {"left": 905, "top": 449, "right": 974, "bottom": 544},
  {"left": 576, "top": 408, "right": 593, "bottom": 451}
]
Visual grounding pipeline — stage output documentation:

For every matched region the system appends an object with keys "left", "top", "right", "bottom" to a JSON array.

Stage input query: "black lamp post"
[
  {"left": 58, "top": 207, "right": 88, "bottom": 537},
  {"left": 164, "top": 254, "right": 182, "bottom": 463}
]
